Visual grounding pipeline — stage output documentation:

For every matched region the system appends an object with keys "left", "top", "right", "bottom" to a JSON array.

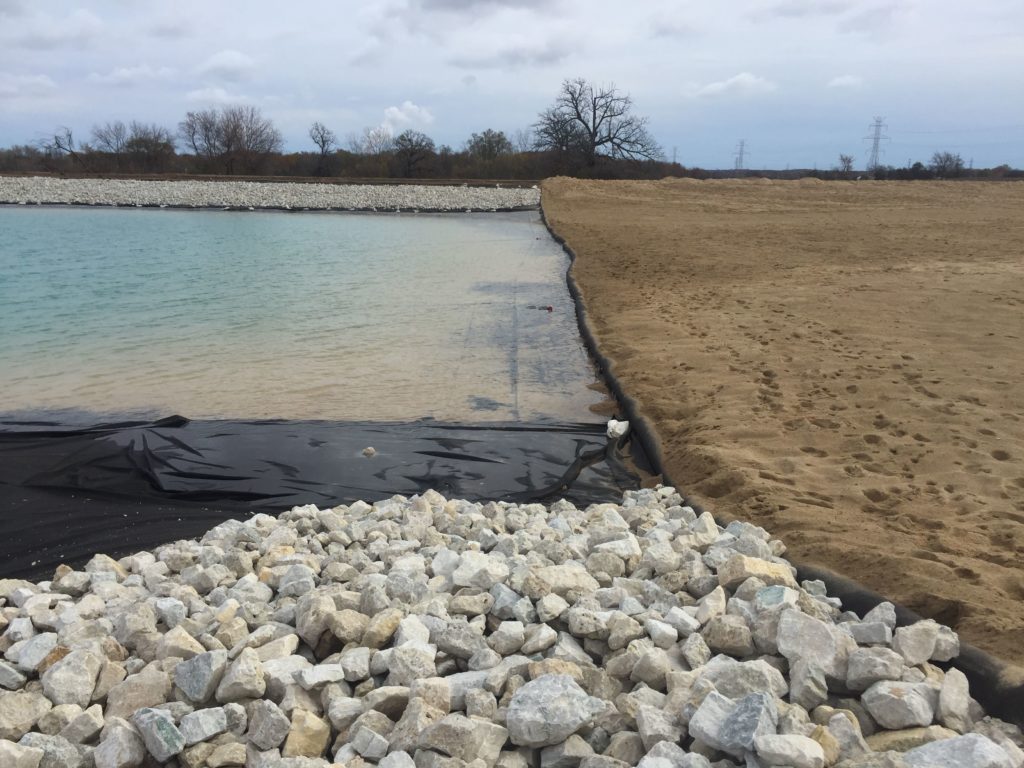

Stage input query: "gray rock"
[
  {"left": 175, "top": 650, "right": 229, "bottom": 704},
  {"left": 248, "top": 700, "right": 291, "bottom": 751},
  {"left": 893, "top": 622, "right": 940, "bottom": 667},
  {"left": 507, "top": 674, "right": 607, "bottom": 747},
  {"left": 754, "top": 733, "right": 825, "bottom": 768},
  {"left": 541, "top": 733, "right": 594, "bottom": 767},
  {"left": 903, "top": 733, "right": 1014, "bottom": 768},
  {"left": 636, "top": 704, "right": 683, "bottom": 750},
  {"left": 215, "top": 648, "right": 265, "bottom": 702},
  {"left": 862, "top": 681, "right": 938, "bottom": 729},
  {"left": 777, "top": 609, "right": 856, "bottom": 683},
  {"left": 0, "top": 692, "right": 53, "bottom": 741},
  {"left": 937, "top": 668, "right": 971, "bottom": 733},
  {"left": 179, "top": 707, "right": 228, "bottom": 745},
  {"left": 41, "top": 650, "right": 102, "bottom": 708},
  {"left": 60, "top": 704, "right": 105, "bottom": 744},
  {"left": 846, "top": 647, "right": 905, "bottom": 691},
  {"left": 0, "top": 739, "right": 45, "bottom": 768},
  {"left": 0, "top": 661, "right": 27, "bottom": 690},
  {"left": 93, "top": 720, "right": 147, "bottom": 768},
  {"left": 689, "top": 691, "right": 778, "bottom": 759},
  {"left": 16, "top": 733, "right": 84, "bottom": 768},
  {"left": 133, "top": 707, "right": 185, "bottom": 762}
]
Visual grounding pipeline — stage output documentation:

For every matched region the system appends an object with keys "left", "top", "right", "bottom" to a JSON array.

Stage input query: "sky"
[{"left": 1, "top": 0, "right": 1022, "bottom": 170}]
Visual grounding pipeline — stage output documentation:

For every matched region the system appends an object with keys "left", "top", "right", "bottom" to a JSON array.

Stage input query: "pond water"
[{"left": 0, "top": 206, "right": 604, "bottom": 423}]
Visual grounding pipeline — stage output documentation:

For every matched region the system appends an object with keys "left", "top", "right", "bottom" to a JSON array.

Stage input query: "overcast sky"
[{"left": 2, "top": 0, "right": 1022, "bottom": 169}]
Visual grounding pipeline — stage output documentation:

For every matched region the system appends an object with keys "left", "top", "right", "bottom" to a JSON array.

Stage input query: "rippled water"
[{"left": 0, "top": 206, "right": 604, "bottom": 422}]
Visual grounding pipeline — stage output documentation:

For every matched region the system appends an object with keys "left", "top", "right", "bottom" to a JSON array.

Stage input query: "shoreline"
[{"left": 0, "top": 176, "right": 540, "bottom": 212}]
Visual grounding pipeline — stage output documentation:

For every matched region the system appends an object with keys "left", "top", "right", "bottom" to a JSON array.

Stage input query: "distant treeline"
[{"left": 1, "top": 94, "right": 1019, "bottom": 182}]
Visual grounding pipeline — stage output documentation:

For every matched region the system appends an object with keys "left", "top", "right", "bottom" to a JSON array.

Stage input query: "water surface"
[{"left": 0, "top": 206, "right": 603, "bottom": 422}]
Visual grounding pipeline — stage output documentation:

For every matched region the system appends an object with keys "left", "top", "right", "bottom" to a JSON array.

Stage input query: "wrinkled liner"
[
  {"left": 539, "top": 202, "right": 1024, "bottom": 728},
  {"left": 0, "top": 416, "right": 647, "bottom": 581}
]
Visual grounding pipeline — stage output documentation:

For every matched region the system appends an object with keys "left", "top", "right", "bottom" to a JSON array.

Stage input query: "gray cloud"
[
  {"left": 6, "top": 8, "right": 103, "bottom": 49},
  {"left": 417, "top": 0, "right": 550, "bottom": 9},
  {"left": 149, "top": 18, "right": 192, "bottom": 39},
  {"left": 195, "top": 50, "right": 256, "bottom": 82},
  {"left": 754, "top": 0, "right": 854, "bottom": 19},
  {"left": 88, "top": 64, "right": 176, "bottom": 87},
  {"left": 450, "top": 39, "right": 569, "bottom": 69},
  {"left": 0, "top": 0, "right": 24, "bottom": 17},
  {"left": 838, "top": 1, "right": 902, "bottom": 33}
]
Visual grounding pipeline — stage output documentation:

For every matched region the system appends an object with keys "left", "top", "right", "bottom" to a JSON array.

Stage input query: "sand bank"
[{"left": 542, "top": 177, "right": 1024, "bottom": 666}]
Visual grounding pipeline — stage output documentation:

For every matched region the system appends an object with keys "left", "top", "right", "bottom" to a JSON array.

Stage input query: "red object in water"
[{"left": 546, "top": 306, "right": 553, "bottom": 312}]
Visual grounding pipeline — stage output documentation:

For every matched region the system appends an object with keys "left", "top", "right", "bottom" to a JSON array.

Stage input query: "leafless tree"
[
  {"left": 929, "top": 151, "right": 965, "bottom": 178},
  {"left": 533, "top": 78, "right": 662, "bottom": 165},
  {"left": 179, "top": 106, "right": 282, "bottom": 173},
  {"left": 38, "top": 127, "right": 89, "bottom": 169},
  {"left": 309, "top": 121, "right": 337, "bottom": 176},
  {"left": 125, "top": 122, "right": 176, "bottom": 172},
  {"left": 512, "top": 128, "right": 533, "bottom": 154},
  {"left": 347, "top": 126, "right": 394, "bottom": 156},
  {"left": 91, "top": 121, "right": 129, "bottom": 166},
  {"left": 309, "top": 121, "right": 337, "bottom": 156},
  {"left": 838, "top": 154, "right": 855, "bottom": 174}
]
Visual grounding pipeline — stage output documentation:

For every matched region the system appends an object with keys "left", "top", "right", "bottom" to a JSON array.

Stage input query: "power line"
[
  {"left": 734, "top": 139, "right": 747, "bottom": 171},
  {"left": 863, "top": 117, "right": 889, "bottom": 171}
]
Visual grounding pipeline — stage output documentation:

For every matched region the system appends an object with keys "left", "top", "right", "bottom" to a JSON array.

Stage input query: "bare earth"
[{"left": 543, "top": 177, "right": 1024, "bottom": 666}]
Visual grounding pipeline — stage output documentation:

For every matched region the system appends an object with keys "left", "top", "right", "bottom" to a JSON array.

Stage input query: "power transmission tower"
[
  {"left": 863, "top": 117, "right": 889, "bottom": 171},
  {"left": 734, "top": 139, "right": 747, "bottom": 171}
]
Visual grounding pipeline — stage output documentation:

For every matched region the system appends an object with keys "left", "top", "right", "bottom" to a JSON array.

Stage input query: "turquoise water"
[{"left": 0, "top": 206, "right": 603, "bottom": 422}]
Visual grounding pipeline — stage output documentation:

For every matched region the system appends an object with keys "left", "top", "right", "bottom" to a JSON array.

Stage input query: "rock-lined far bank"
[
  {"left": 0, "top": 176, "right": 540, "bottom": 212},
  {"left": 2, "top": 485, "right": 1022, "bottom": 768}
]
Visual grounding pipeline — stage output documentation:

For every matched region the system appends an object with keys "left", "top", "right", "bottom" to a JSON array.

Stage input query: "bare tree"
[
  {"left": 838, "top": 153, "right": 855, "bottom": 174},
  {"left": 533, "top": 78, "right": 662, "bottom": 165},
  {"left": 929, "top": 151, "right": 965, "bottom": 178},
  {"left": 125, "top": 122, "right": 176, "bottom": 172},
  {"left": 348, "top": 126, "right": 393, "bottom": 155},
  {"left": 511, "top": 127, "right": 533, "bottom": 154},
  {"left": 466, "top": 129, "right": 513, "bottom": 162},
  {"left": 179, "top": 106, "right": 282, "bottom": 173},
  {"left": 392, "top": 130, "right": 435, "bottom": 177},
  {"left": 91, "top": 121, "right": 129, "bottom": 167},
  {"left": 38, "top": 127, "right": 89, "bottom": 169},
  {"left": 309, "top": 121, "right": 337, "bottom": 156},
  {"left": 309, "top": 121, "right": 337, "bottom": 176}
]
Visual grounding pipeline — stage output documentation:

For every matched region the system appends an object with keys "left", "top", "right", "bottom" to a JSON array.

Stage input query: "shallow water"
[{"left": 0, "top": 206, "right": 603, "bottom": 423}]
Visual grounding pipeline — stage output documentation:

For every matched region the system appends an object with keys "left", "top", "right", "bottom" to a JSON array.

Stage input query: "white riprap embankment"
[{"left": 0, "top": 176, "right": 540, "bottom": 212}]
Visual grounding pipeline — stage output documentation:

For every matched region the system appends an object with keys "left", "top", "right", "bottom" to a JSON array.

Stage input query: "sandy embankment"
[{"left": 543, "top": 177, "right": 1024, "bottom": 666}]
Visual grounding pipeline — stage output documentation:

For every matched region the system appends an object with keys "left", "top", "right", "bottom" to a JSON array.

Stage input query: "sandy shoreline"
[{"left": 542, "top": 177, "right": 1024, "bottom": 667}]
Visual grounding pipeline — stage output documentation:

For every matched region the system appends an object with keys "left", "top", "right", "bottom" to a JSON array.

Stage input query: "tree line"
[
  {"left": 1, "top": 77, "right": 1017, "bottom": 180},
  {"left": 0, "top": 79, "right": 678, "bottom": 181}
]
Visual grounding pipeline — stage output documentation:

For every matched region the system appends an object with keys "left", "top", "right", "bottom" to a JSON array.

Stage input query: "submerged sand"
[{"left": 543, "top": 177, "right": 1024, "bottom": 666}]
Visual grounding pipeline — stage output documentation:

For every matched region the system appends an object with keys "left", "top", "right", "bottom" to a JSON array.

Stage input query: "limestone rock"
[
  {"left": 132, "top": 707, "right": 186, "bottom": 762},
  {"left": 507, "top": 674, "right": 607, "bottom": 747},
  {"left": 903, "top": 733, "right": 1014, "bottom": 768},
  {"left": 862, "top": 681, "right": 938, "bottom": 729}
]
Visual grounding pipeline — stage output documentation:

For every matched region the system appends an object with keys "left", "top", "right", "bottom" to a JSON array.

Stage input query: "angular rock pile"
[
  {"left": 0, "top": 177, "right": 540, "bottom": 212},
  {"left": 1, "top": 487, "right": 1022, "bottom": 768}
]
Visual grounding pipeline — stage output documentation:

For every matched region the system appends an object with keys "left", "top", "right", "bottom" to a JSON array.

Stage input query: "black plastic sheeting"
[{"left": 0, "top": 416, "right": 647, "bottom": 581}]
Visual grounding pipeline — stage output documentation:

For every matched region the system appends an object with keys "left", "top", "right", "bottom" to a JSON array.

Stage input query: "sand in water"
[{"left": 543, "top": 177, "right": 1024, "bottom": 666}]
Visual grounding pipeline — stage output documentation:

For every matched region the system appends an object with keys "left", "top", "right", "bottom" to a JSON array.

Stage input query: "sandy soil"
[{"left": 543, "top": 177, "right": 1024, "bottom": 666}]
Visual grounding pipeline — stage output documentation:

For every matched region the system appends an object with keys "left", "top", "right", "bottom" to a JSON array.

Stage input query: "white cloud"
[
  {"left": 6, "top": 8, "right": 102, "bottom": 49},
  {"left": 88, "top": 64, "right": 175, "bottom": 87},
  {"left": 382, "top": 100, "right": 434, "bottom": 133},
  {"left": 0, "top": 72, "right": 56, "bottom": 99},
  {"left": 185, "top": 87, "right": 251, "bottom": 105},
  {"left": 827, "top": 74, "right": 864, "bottom": 89},
  {"left": 692, "top": 72, "right": 778, "bottom": 98},
  {"left": 839, "top": 1, "right": 902, "bottom": 33},
  {"left": 196, "top": 50, "right": 256, "bottom": 81},
  {"left": 149, "top": 18, "right": 192, "bottom": 39}
]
